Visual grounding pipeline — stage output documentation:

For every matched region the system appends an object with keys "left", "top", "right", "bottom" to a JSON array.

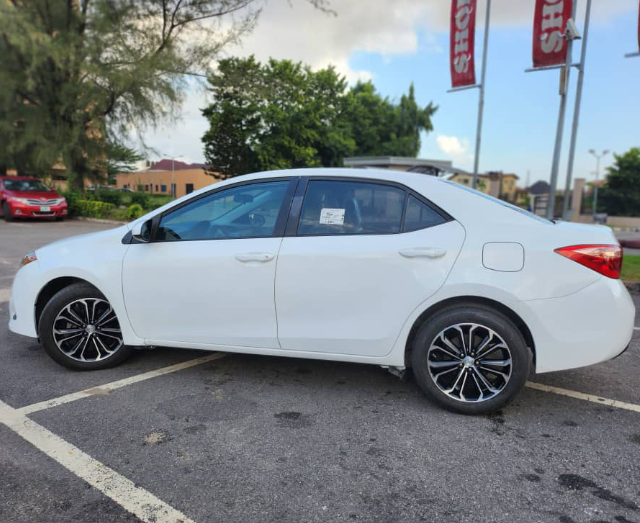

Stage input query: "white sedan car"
[{"left": 9, "top": 169, "right": 634, "bottom": 414}]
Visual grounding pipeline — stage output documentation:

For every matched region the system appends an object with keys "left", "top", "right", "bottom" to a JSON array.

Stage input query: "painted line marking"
[
  {"left": 0, "top": 400, "right": 196, "bottom": 523},
  {"left": 526, "top": 381, "right": 640, "bottom": 413},
  {"left": 18, "top": 353, "right": 225, "bottom": 415},
  {"left": 634, "top": 327, "right": 640, "bottom": 331},
  {"left": 0, "top": 288, "right": 10, "bottom": 302}
]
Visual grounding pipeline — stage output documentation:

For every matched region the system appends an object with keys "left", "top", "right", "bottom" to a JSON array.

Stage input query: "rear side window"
[
  {"left": 298, "top": 180, "right": 405, "bottom": 236},
  {"left": 403, "top": 195, "right": 446, "bottom": 232}
]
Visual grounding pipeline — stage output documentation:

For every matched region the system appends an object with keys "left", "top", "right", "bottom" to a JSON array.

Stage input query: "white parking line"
[
  {"left": 634, "top": 327, "right": 640, "bottom": 331},
  {"left": 0, "top": 288, "right": 10, "bottom": 302},
  {"left": 0, "top": 400, "right": 196, "bottom": 523},
  {"left": 19, "top": 352, "right": 225, "bottom": 415},
  {"left": 526, "top": 381, "right": 640, "bottom": 413}
]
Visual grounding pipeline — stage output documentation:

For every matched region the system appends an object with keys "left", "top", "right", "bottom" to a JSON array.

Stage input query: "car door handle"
[
  {"left": 235, "top": 252, "right": 275, "bottom": 263},
  {"left": 399, "top": 247, "right": 447, "bottom": 259}
]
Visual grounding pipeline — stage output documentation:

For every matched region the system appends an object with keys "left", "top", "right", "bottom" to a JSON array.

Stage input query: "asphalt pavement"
[{"left": 1, "top": 218, "right": 639, "bottom": 523}]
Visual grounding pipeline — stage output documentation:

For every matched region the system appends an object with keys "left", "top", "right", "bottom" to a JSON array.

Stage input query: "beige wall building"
[{"left": 115, "top": 168, "right": 222, "bottom": 199}]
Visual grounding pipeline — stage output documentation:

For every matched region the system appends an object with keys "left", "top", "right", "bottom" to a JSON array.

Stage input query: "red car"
[{"left": 0, "top": 176, "right": 68, "bottom": 221}]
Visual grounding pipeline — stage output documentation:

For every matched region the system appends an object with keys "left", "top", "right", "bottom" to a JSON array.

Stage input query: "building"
[
  {"left": 447, "top": 172, "right": 492, "bottom": 194},
  {"left": 115, "top": 160, "right": 222, "bottom": 199}
]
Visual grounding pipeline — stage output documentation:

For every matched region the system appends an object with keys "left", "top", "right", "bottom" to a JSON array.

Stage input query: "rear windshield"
[
  {"left": 3, "top": 179, "right": 51, "bottom": 192},
  {"left": 441, "top": 180, "right": 551, "bottom": 224}
]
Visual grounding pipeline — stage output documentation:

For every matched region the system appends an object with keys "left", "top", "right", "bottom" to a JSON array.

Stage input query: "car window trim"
[
  {"left": 140, "top": 177, "right": 298, "bottom": 243},
  {"left": 291, "top": 175, "right": 453, "bottom": 238}
]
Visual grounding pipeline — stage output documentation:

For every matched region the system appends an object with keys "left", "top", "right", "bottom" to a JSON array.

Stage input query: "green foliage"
[
  {"left": 131, "top": 192, "right": 150, "bottom": 208},
  {"left": 0, "top": 1, "right": 329, "bottom": 183},
  {"left": 76, "top": 200, "right": 115, "bottom": 219},
  {"left": 90, "top": 190, "right": 123, "bottom": 207},
  {"left": 202, "top": 57, "right": 437, "bottom": 177},
  {"left": 599, "top": 148, "right": 640, "bottom": 216},
  {"left": 621, "top": 254, "right": 640, "bottom": 282},
  {"left": 126, "top": 204, "right": 145, "bottom": 220},
  {"left": 60, "top": 189, "right": 84, "bottom": 218}
]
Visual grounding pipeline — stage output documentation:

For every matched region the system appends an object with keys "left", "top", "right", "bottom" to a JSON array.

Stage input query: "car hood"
[
  {"left": 36, "top": 225, "right": 129, "bottom": 254},
  {"left": 9, "top": 190, "right": 62, "bottom": 199}
]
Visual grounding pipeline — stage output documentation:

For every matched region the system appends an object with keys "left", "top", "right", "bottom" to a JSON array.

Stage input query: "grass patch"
[{"left": 621, "top": 255, "right": 640, "bottom": 282}]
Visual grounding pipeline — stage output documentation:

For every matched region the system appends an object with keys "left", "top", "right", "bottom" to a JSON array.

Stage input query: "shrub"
[
  {"left": 94, "top": 189, "right": 123, "bottom": 207},
  {"left": 126, "top": 204, "right": 144, "bottom": 220},
  {"left": 76, "top": 200, "right": 115, "bottom": 219},
  {"left": 60, "top": 189, "right": 83, "bottom": 217},
  {"left": 131, "top": 191, "right": 150, "bottom": 208}
]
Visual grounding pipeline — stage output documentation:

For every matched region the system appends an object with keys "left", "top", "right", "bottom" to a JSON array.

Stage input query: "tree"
[
  {"left": 0, "top": 0, "right": 329, "bottom": 187},
  {"left": 598, "top": 148, "right": 640, "bottom": 216},
  {"left": 202, "top": 57, "right": 437, "bottom": 177},
  {"left": 106, "top": 143, "right": 145, "bottom": 184}
]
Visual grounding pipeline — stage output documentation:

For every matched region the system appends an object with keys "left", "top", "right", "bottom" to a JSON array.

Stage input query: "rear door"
[{"left": 275, "top": 177, "right": 466, "bottom": 357}]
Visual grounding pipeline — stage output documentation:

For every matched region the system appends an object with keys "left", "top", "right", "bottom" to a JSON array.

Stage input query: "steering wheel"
[{"left": 248, "top": 213, "right": 266, "bottom": 227}]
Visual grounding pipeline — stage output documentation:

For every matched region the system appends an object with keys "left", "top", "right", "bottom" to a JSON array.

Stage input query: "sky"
[{"left": 142, "top": 0, "right": 640, "bottom": 187}]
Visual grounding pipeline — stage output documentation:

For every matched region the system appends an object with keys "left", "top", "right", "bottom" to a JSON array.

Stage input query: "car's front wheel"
[
  {"left": 411, "top": 304, "right": 531, "bottom": 415},
  {"left": 2, "top": 202, "right": 14, "bottom": 221},
  {"left": 39, "top": 283, "right": 133, "bottom": 370}
]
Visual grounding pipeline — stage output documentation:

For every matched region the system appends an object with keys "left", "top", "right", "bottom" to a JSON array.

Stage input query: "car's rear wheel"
[
  {"left": 2, "top": 202, "right": 14, "bottom": 221},
  {"left": 39, "top": 283, "right": 133, "bottom": 370},
  {"left": 411, "top": 304, "right": 531, "bottom": 415}
]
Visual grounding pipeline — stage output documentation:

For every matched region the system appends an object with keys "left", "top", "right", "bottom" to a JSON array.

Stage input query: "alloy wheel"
[
  {"left": 52, "top": 298, "right": 123, "bottom": 362},
  {"left": 427, "top": 323, "right": 512, "bottom": 403}
]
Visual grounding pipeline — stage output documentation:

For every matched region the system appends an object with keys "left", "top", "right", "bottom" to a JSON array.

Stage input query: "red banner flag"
[
  {"left": 637, "top": 0, "right": 640, "bottom": 52},
  {"left": 532, "top": 0, "right": 573, "bottom": 67},
  {"left": 450, "top": 0, "right": 477, "bottom": 88}
]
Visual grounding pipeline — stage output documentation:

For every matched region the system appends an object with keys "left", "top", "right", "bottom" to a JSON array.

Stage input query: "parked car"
[
  {"left": 8, "top": 169, "right": 634, "bottom": 414},
  {"left": 1, "top": 176, "right": 68, "bottom": 221}
]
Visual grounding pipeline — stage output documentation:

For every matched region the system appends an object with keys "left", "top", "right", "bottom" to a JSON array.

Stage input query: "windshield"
[
  {"left": 3, "top": 179, "right": 52, "bottom": 192},
  {"left": 441, "top": 179, "right": 551, "bottom": 224}
]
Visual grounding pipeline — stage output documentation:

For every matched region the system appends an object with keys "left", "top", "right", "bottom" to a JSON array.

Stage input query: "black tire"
[
  {"left": 55, "top": 216, "right": 65, "bottom": 222},
  {"left": 38, "top": 283, "right": 134, "bottom": 370},
  {"left": 2, "top": 201, "right": 14, "bottom": 221},
  {"left": 411, "top": 304, "right": 531, "bottom": 415}
]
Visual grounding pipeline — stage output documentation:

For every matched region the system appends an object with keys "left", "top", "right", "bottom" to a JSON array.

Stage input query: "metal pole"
[
  {"left": 545, "top": 1, "right": 578, "bottom": 220},
  {"left": 592, "top": 154, "right": 600, "bottom": 217},
  {"left": 562, "top": 0, "right": 593, "bottom": 220},
  {"left": 472, "top": 0, "right": 491, "bottom": 190},
  {"left": 172, "top": 157, "right": 175, "bottom": 199}
]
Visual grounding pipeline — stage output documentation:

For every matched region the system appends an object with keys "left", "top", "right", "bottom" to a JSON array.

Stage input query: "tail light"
[{"left": 554, "top": 244, "right": 623, "bottom": 279}]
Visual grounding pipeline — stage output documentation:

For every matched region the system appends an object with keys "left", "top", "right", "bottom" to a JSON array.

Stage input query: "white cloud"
[
  {"left": 436, "top": 135, "right": 473, "bottom": 167},
  {"left": 141, "top": 0, "right": 637, "bottom": 162}
]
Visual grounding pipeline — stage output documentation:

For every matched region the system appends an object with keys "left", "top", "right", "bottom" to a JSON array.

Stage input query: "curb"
[{"left": 74, "top": 216, "right": 128, "bottom": 225}]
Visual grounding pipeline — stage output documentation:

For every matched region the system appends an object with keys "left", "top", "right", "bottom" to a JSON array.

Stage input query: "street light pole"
[{"left": 588, "top": 149, "right": 609, "bottom": 217}]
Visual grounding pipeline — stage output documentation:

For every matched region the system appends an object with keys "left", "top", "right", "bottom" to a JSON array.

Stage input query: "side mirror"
[{"left": 132, "top": 219, "right": 152, "bottom": 243}]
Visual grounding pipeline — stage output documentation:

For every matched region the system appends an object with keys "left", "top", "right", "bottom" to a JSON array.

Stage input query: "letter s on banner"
[
  {"left": 532, "top": 0, "right": 573, "bottom": 67},
  {"left": 450, "top": 0, "right": 477, "bottom": 87}
]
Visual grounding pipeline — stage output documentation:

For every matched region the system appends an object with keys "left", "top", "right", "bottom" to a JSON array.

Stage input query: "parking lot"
[{"left": 1, "top": 219, "right": 639, "bottom": 523}]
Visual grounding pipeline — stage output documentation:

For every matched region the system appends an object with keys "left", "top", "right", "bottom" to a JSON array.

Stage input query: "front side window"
[
  {"left": 156, "top": 180, "right": 289, "bottom": 241},
  {"left": 298, "top": 180, "right": 405, "bottom": 236}
]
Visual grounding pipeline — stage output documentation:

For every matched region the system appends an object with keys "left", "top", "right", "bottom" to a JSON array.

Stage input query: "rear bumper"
[{"left": 515, "top": 277, "right": 635, "bottom": 373}]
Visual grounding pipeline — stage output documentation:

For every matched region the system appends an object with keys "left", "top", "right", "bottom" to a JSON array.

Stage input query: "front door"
[
  {"left": 122, "top": 179, "right": 295, "bottom": 348},
  {"left": 275, "top": 178, "right": 465, "bottom": 357}
]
